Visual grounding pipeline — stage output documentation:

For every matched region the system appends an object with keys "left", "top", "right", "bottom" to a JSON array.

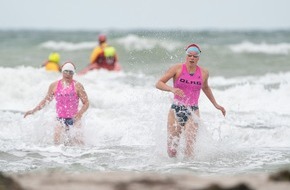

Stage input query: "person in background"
[
  {"left": 155, "top": 43, "right": 226, "bottom": 158},
  {"left": 78, "top": 34, "right": 121, "bottom": 74},
  {"left": 24, "top": 62, "right": 89, "bottom": 145},
  {"left": 42, "top": 52, "right": 61, "bottom": 72}
]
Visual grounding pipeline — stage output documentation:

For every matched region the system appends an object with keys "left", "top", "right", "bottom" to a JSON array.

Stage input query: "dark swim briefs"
[
  {"left": 57, "top": 118, "right": 74, "bottom": 130},
  {"left": 171, "top": 104, "right": 199, "bottom": 126}
]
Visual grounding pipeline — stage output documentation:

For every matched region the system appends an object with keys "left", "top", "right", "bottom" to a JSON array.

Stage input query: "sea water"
[{"left": 0, "top": 30, "right": 290, "bottom": 175}]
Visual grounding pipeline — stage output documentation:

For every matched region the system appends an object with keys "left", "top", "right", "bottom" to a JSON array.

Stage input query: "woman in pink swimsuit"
[
  {"left": 156, "top": 44, "right": 226, "bottom": 158},
  {"left": 24, "top": 62, "right": 89, "bottom": 145}
]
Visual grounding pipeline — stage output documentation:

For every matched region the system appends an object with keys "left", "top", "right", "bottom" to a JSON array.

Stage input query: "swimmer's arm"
[
  {"left": 202, "top": 70, "right": 226, "bottom": 116},
  {"left": 155, "top": 65, "right": 178, "bottom": 92},
  {"left": 155, "top": 65, "right": 184, "bottom": 97},
  {"left": 75, "top": 83, "right": 89, "bottom": 120},
  {"left": 202, "top": 76, "right": 218, "bottom": 105},
  {"left": 24, "top": 82, "right": 55, "bottom": 118}
]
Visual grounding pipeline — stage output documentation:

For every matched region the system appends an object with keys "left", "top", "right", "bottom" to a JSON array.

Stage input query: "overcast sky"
[{"left": 1, "top": 0, "right": 289, "bottom": 30}]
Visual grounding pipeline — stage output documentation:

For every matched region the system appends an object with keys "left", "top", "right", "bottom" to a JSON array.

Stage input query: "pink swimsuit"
[
  {"left": 55, "top": 80, "right": 79, "bottom": 118},
  {"left": 173, "top": 64, "right": 203, "bottom": 106}
]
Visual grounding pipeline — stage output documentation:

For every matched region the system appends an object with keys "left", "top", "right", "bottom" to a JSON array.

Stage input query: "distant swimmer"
[
  {"left": 24, "top": 62, "right": 89, "bottom": 145},
  {"left": 155, "top": 43, "right": 226, "bottom": 158},
  {"left": 79, "top": 34, "right": 121, "bottom": 75},
  {"left": 42, "top": 52, "right": 61, "bottom": 72}
]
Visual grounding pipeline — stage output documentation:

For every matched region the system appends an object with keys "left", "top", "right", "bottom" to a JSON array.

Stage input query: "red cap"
[{"left": 98, "top": 34, "right": 107, "bottom": 43}]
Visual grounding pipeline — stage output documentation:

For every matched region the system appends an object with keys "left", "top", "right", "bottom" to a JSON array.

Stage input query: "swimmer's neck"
[
  {"left": 62, "top": 78, "right": 73, "bottom": 86},
  {"left": 185, "top": 63, "right": 197, "bottom": 73}
]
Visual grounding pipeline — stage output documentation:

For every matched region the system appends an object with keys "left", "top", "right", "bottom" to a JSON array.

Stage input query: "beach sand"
[{"left": 1, "top": 170, "right": 290, "bottom": 190}]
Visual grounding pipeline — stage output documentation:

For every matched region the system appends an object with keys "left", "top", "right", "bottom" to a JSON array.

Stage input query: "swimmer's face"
[
  {"left": 62, "top": 70, "right": 74, "bottom": 80},
  {"left": 186, "top": 52, "right": 200, "bottom": 64}
]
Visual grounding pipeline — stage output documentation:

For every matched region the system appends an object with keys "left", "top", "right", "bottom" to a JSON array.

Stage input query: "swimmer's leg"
[
  {"left": 184, "top": 110, "right": 200, "bottom": 158},
  {"left": 167, "top": 109, "right": 182, "bottom": 157},
  {"left": 71, "top": 120, "right": 84, "bottom": 145},
  {"left": 54, "top": 118, "right": 69, "bottom": 145},
  {"left": 54, "top": 125, "right": 64, "bottom": 145}
]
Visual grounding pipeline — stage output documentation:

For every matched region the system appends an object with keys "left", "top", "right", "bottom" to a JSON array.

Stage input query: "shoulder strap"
[{"left": 182, "top": 63, "right": 188, "bottom": 74}]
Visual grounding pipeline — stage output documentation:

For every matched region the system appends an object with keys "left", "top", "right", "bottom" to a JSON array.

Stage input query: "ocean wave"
[
  {"left": 1, "top": 66, "right": 290, "bottom": 174},
  {"left": 115, "top": 34, "right": 182, "bottom": 51},
  {"left": 39, "top": 41, "right": 96, "bottom": 51},
  {"left": 229, "top": 41, "right": 290, "bottom": 55},
  {"left": 1, "top": 66, "right": 289, "bottom": 116},
  {"left": 38, "top": 34, "right": 182, "bottom": 52}
]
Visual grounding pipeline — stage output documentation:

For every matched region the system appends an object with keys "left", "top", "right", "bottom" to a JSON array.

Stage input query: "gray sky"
[{"left": 1, "top": 0, "right": 290, "bottom": 30}]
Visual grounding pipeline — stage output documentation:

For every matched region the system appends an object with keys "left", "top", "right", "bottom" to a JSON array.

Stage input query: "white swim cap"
[{"left": 61, "top": 62, "right": 76, "bottom": 73}]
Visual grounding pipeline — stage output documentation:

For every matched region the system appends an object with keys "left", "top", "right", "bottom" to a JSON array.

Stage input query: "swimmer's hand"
[
  {"left": 24, "top": 106, "right": 41, "bottom": 118},
  {"left": 24, "top": 110, "right": 34, "bottom": 118},
  {"left": 74, "top": 112, "right": 83, "bottom": 121},
  {"left": 215, "top": 105, "right": 226, "bottom": 117},
  {"left": 171, "top": 88, "right": 184, "bottom": 97}
]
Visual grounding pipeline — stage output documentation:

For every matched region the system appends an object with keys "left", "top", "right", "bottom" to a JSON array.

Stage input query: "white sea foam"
[
  {"left": 116, "top": 34, "right": 182, "bottom": 51},
  {"left": 39, "top": 35, "right": 182, "bottom": 52},
  {"left": 40, "top": 41, "right": 96, "bottom": 51},
  {"left": 1, "top": 67, "right": 290, "bottom": 144},
  {"left": 1, "top": 67, "right": 290, "bottom": 173},
  {"left": 229, "top": 41, "right": 290, "bottom": 55}
]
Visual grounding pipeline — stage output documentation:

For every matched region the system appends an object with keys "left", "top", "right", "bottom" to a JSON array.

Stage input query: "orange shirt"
[
  {"left": 90, "top": 43, "right": 107, "bottom": 64},
  {"left": 44, "top": 61, "right": 60, "bottom": 72}
]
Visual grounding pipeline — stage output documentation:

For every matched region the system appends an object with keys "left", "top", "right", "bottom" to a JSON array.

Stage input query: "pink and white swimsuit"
[{"left": 55, "top": 80, "right": 79, "bottom": 118}]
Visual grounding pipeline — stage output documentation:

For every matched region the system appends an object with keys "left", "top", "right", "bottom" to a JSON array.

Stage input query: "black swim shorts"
[
  {"left": 57, "top": 118, "right": 74, "bottom": 130},
  {"left": 171, "top": 104, "right": 198, "bottom": 126}
]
